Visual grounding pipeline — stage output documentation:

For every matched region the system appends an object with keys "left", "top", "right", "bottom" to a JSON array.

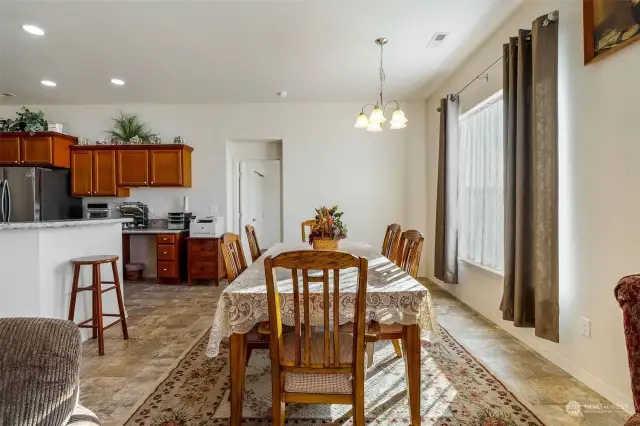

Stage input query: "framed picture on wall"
[{"left": 583, "top": 0, "right": 640, "bottom": 64}]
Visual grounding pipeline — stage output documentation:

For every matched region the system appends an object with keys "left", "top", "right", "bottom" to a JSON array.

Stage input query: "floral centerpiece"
[{"left": 308, "top": 205, "right": 347, "bottom": 250}]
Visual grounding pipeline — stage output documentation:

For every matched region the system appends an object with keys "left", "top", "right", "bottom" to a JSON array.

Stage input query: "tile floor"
[{"left": 79, "top": 280, "right": 630, "bottom": 425}]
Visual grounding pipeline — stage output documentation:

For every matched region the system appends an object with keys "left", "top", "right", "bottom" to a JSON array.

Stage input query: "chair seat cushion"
[{"left": 282, "top": 332, "right": 354, "bottom": 394}]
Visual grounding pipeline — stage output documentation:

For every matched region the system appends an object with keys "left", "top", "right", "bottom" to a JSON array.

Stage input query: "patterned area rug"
[{"left": 125, "top": 327, "right": 544, "bottom": 425}]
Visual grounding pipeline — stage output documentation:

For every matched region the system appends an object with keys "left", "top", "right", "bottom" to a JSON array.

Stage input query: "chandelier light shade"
[
  {"left": 354, "top": 38, "right": 407, "bottom": 132},
  {"left": 354, "top": 113, "right": 369, "bottom": 129}
]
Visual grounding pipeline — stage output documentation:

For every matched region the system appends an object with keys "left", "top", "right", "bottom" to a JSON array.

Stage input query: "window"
[{"left": 458, "top": 91, "right": 504, "bottom": 272}]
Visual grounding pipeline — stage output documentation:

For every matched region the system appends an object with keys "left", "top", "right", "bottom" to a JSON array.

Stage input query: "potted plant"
[
  {"left": 308, "top": 205, "right": 347, "bottom": 250},
  {"left": 108, "top": 113, "right": 157, "bottom": 143},
  {"left": 0, "top": 107, "right": 48, "bottom": 133}
]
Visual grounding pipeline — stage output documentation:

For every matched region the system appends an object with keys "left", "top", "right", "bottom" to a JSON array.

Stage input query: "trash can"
[{"left": 125, "top": 263, "right": 145, "bottom": 281}]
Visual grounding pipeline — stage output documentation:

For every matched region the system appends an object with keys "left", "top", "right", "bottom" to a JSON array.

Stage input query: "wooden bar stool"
[{"left": 68, "top": 255, "right": 129, "bottom": 356}]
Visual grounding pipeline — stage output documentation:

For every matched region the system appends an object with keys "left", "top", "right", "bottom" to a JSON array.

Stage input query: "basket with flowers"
[{"left": 308, "top": 205, "right": 347, "bottom": 250}]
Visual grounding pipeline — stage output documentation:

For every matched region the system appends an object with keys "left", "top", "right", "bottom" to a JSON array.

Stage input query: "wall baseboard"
[{"left": 426, "top": 276, "right": 635, "bottom": 416}]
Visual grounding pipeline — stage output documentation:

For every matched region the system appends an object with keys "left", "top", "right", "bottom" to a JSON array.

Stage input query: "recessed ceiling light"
[
  {"left": 41, "top": 80, "right": 56, "bottom": 87},
  {"left": 22, "top": 25, "right": 45, "bottom": 36},
  {"left": 110, "top": 78, "right": 125, "bottom": 86}
]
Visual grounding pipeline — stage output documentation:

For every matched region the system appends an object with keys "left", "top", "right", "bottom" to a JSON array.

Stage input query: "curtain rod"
[{"left": 437, "top": 9, "right": 559, "bottom": 110}]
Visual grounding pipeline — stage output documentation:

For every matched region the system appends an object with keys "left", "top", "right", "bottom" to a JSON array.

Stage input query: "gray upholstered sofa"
[{"left": 0, "top": 318, "right": 100, "bottom": 426}]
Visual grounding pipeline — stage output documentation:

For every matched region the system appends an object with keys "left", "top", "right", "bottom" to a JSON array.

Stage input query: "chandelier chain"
[{"left": 379, "top": 42, "right": 385, "bottom": 107}]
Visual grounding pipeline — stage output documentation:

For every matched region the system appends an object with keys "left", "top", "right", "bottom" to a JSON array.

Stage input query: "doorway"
[
  {"left": 226, "top": 139, "right": 283, "bottom": 261},
  {"left": 239, "top": 160, "right": 282, "bottom": 256}
]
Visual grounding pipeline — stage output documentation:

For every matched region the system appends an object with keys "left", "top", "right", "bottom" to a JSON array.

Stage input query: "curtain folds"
[
  {"left": 500, "top": 14, "right": 559, "bottom": 342},
  {"left": 434, "top": 96, "right": 459, "bottom": 284}
]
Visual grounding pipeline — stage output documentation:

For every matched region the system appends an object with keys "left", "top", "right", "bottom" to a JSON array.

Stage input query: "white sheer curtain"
[{"left": 458, "top": 92, "right": 504, "bottom": 271}]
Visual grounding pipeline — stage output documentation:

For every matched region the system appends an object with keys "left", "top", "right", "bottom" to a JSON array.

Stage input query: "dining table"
[{"left": 206, "top": 241, "right": 439, "bottom": 426}]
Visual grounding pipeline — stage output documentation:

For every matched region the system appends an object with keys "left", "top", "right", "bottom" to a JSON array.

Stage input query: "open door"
[{"left": 239, "top": 160, "right": 282, "bottom": 260}]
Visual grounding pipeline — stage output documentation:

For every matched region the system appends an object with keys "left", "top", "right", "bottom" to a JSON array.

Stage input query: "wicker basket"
[{"left": 312, "top": 238, "right": 339, "bottom": 250}]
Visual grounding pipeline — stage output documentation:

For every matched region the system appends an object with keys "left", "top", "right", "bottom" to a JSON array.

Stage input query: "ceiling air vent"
[
  {"left": 427, "top": 32, "right": 449, "bottom": 47},
  {"left": 1, "top": 93, "right": 16, "bottom": 97}
]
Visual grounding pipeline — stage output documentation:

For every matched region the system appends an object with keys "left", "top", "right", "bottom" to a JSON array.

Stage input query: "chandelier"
[{"left": 354, "top": 38, "right": 407, "bottom": 132}]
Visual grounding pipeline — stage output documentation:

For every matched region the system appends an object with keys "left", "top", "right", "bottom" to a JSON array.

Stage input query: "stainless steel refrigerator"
[{"left": 0, "top": 167, "right": 83, "bottom": 222}]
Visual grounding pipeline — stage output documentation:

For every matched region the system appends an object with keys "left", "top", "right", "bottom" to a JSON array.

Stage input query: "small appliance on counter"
[
  {"left": 84, "top": 202, "right": 113, "bottom": 219},
  {"left": 118, "top": 202, "right": 149, "bottom": 229},
  {"left": 189, "top": 216, "right": 225, "bottom": 238},
  {"left": 168, "top": 212, "right": 193, "bottom": 230}
]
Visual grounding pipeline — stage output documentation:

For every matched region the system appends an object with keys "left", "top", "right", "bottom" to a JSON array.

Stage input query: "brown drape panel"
[
  {"left": 434, "top": 96, "right": 459, "bottom": 284},
  {"left": 500, "top": 14, "right": 559, "bottom": 342}
]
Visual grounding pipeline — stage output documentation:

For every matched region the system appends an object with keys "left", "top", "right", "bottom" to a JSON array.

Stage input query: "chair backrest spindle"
[
  {"left": 221, "top": 233, "right": 248, "bottom": 282},
  {"left": 396, "top": 230, "right": 425, "bottom": 278}
]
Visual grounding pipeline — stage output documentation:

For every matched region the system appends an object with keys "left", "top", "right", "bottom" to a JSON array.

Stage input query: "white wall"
[
  {"left": 417, "top": 0, "right": 639, "bottom": 412},
  {"left": 0, "top": 103, "right": 411, "bottom": 272}
]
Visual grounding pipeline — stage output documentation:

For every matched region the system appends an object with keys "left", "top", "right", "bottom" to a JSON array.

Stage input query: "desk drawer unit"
[{"left": 187, "top": 237, "right": 225, "bottom": 286}]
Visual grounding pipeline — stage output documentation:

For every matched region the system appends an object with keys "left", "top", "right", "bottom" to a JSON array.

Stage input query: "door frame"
[{"left": 227, "top": 140, "right": 283, "bottom": 250}]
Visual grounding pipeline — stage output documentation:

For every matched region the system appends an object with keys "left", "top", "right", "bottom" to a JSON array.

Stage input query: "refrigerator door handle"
[
  {"left": 1, "top": 181, "right": 5, "bottom": 222},
  {"left": 6, "top": 180, "right": 11, "bottom": 222}
]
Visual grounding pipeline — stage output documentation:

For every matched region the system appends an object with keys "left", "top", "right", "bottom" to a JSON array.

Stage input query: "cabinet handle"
[
  {"left": 14, "top": 161, "right": 18, "bottom": 164},
  {"left": 163, "top": 268, "right": 167, "bottom": 271},
  {"left": 163, "top": 252, "right": 167, "bottom": 255}
]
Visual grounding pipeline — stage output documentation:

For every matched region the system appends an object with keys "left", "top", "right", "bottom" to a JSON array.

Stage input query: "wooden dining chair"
[
  {"left": 221, "top": 233, "right": 248, "bottom": 283},
  {"left": 371, "top": 229, "right": 425, "bottom": 358},
  {"left": 264, "top": 250, "right": 368, "bottom": 425},
  {"left": 220, "top": 232, "right": 268, "bottom": 362},
  {"left": 245, "top": 225, "right": 263, "bottom": 262},
  {"left": 396, "top": 230, "right": 424, "bottom": 278},
  {"left": 301, "top": 220, "right": 317, "bottom": 243},
  {"left": 381, "top": 223, "right": 402, "bottom": 262}
]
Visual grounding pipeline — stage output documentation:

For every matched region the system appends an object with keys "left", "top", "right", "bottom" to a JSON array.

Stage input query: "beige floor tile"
[{"left": 78, "top": 279, "right": 629, "bottom": 425}]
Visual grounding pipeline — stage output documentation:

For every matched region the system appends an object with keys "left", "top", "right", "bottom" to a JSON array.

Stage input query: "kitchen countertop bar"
[
  {"left": 0, "top": 218, "right": 130, "bottom": 341},
  {"left": 0, "top": 218, "right": 132, "bottom": 231}
]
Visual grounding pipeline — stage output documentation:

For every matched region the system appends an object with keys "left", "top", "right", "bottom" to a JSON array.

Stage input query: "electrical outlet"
[{"left": 581, "top": 317, "right": 591, "bottom": 338}]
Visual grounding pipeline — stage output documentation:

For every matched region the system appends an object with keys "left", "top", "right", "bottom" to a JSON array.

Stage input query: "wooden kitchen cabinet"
[
  {"left": 71, "top": 147, "right": 130, "bottom": 197},
  {"left": 71, "top": 150, "right": 93, "bottom": 196},
  {"left": 187, "top": 237, "right": 225, "bottom": 286},
  {"left": 118, "top": 149, "right": 149, "bottom": 186},
  {"left": 149, "top": 148, "right": 192, "bottom": 187},
  {"left": 0, "top": 136, "right": 21, "bottom": 165},
  {"left": 0, "top": 132, "right": 75, "bottom": 167},
  {"left": 93, "top": 150, "right": 119, "bottom": 196}
]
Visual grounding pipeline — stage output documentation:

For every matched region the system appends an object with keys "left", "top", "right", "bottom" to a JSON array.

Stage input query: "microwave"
[{"left": 84, "top": 203, "right": 112, "bottom": 219}]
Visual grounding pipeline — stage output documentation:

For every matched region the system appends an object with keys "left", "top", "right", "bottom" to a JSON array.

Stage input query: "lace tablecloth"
[{"left": 206, "top": 242, "right": 438, "bottom": 357}]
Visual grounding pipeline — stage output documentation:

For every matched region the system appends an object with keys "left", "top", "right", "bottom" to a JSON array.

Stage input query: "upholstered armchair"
[
  {"left": 0, "top": 317, "right": 100, "bottom": 426},
  {"left": 615, "top": 275, "right": 640, "bottom": 426}
]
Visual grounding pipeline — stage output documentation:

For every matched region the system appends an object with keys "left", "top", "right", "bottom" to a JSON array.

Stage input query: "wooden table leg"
[
  {"left": 230, "top": 332, "right": 248, "bottom": 426},
  {"left": 402, "top": 324, "right": 421, "bottom": 426}
]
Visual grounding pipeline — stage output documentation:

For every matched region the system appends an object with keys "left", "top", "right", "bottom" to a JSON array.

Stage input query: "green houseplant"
[
  {"left": 0, "top": 107, "right": 48, "bottom": 133},
  {"left": 108, "top": 113, "right": 157, "bottom": 143}
]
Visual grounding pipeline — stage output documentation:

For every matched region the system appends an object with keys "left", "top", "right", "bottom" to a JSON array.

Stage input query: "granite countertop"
[
  {"left": 0, "top": 218, "right": 133, "bottom": 231},
  {"left": 122, "top": 228, "right": 189, "bottom": 235}
]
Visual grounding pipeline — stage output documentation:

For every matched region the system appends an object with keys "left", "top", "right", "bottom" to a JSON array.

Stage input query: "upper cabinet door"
[
  {"left": 118, "top": 149, "right": 149, "bottom": 186},
  {"left": 0, "top": 137, "right": 21, "bottom": 165},
  {"left": 149, "top": 149, "right": 183, "bottom": 186},
  {"left": 93, "top": 150, "right": 118, "bottom": 196},
  {"left": 71, "top": 150, "right": 93, "bottom": 196},
  {"left": 21, "top": 136, "right": 53, "bottom": 165}
]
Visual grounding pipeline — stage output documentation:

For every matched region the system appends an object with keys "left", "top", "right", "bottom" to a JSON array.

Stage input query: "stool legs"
[
  {"left": 94, "top": 264, "right": 105, "bottom": 355},
  {"left": 68, "top": 258, "right": 129, "bottom": 356},
  {"left": 68, "top": 264, "right": 80, "bottom": 322},
  {"left": 111, "top": 260, "right": 129, "bottom": 340}
]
